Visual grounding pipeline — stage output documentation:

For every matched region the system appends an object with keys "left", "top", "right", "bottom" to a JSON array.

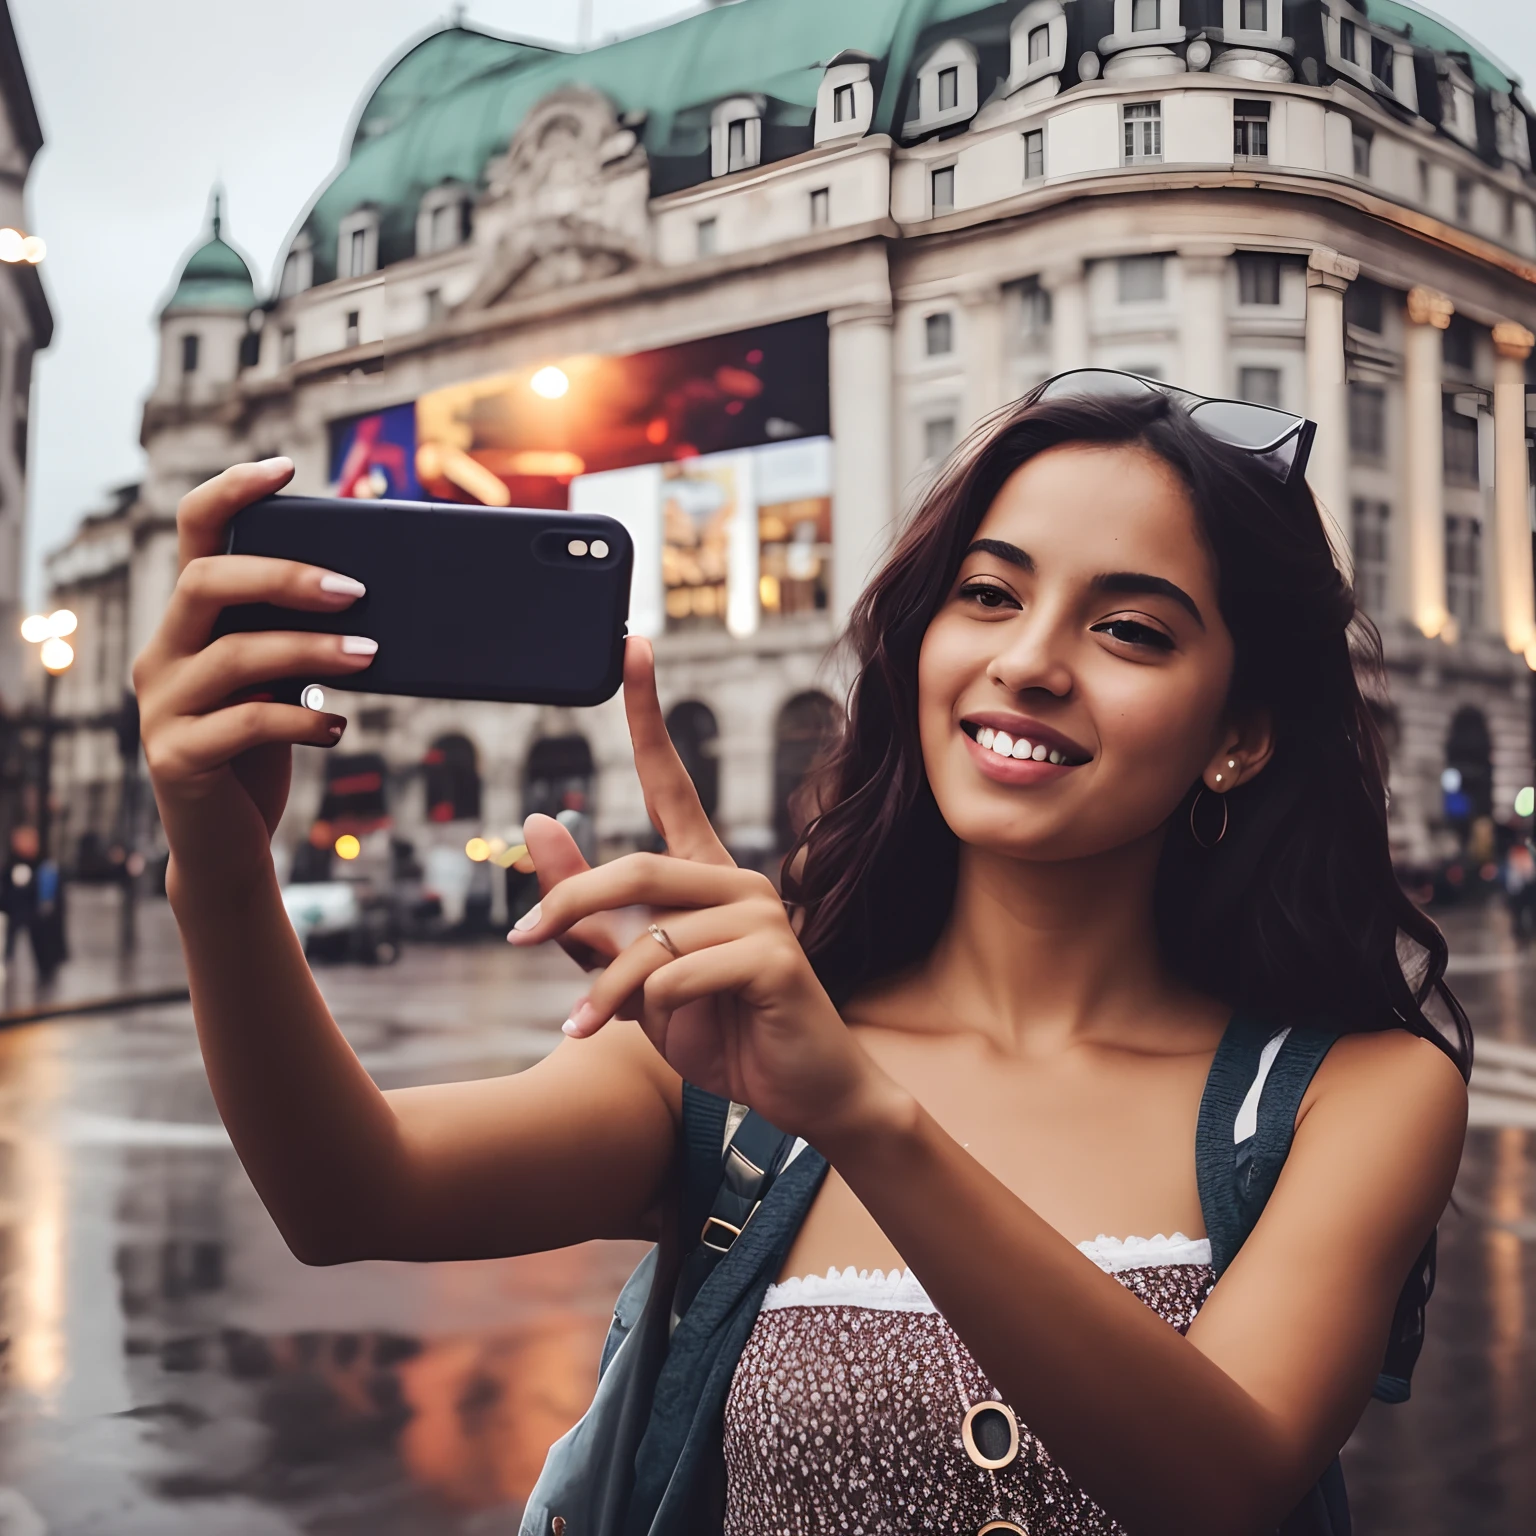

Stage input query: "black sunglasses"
[{"left": 1034, "top": 368, "right": 1316, "bottom": 488}]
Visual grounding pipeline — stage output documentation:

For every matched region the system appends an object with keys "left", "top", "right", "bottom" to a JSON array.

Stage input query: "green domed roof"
[
  {"left": 1363, "top": 1, "right": 1516, "bottom": 94},
  {"left": 164, "top": 200, "right": 257, "bottom": 314}
]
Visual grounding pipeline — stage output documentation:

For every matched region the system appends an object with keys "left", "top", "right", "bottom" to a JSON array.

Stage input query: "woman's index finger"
[
  {"left": 177, "top": 459, "right": 295, "bottom": 570},
  {"left": 622, "top": 638, "right": 734, "bottom": 867}
]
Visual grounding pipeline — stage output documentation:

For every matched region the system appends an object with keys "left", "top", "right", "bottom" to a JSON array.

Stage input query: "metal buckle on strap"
[
  {"left": 699, "top": 1215, "right": 742, "bottom": 1254},
  {"left": 700, "top": 1198, "right": 762, "bottom": 1255}
]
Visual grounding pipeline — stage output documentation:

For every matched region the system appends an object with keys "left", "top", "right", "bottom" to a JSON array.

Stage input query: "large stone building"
[{"left": 44, "top": 0, "right": 1536, "bottom": 900}]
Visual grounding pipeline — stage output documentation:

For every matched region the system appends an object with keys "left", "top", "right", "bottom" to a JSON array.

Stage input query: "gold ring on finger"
[{"left": 647, "top": 922, "right": 682, "bottom": 959}]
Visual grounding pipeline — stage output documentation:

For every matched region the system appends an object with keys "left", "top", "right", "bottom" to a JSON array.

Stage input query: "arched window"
[
  {"left": 773, "top": 692, "right": 841, "bottom": 854},
  {"left": 523, "top": 735, "right": 595, "bottom": 822},
  {"left": 906, "top": 40, "right": 979, "bottom": 138},
  {"left": 423, "top": 734, "right": 481, "bottom": 823},
  {"left": 666, "top": 701, "right": 720, "bottom": 821},
  {"left": 711, "top": 97, "right": 763, "bottom": 176},
  {"left": 318, "top": 751, "right": 389, "bottom": 832},
  {"left": 1443, "top": 707, "right": 1492, "bottom": 823}
]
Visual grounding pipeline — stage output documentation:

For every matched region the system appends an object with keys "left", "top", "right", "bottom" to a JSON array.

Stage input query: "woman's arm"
[
  {"left": 521, "top": 856, "right": 1467, "bottom": 1536},
  {"left": 138, "top": 464, "right": 688, "bottom": 1265}
]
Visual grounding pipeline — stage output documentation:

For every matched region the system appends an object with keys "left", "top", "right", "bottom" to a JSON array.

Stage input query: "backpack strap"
[{"left": 673, "top": 1084, "right": 799, "bottom": 1324}]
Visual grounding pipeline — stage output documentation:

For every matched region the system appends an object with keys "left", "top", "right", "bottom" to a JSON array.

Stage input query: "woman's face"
[{"left": 918, "top": 441, "right": 1244, "bottom": 863}]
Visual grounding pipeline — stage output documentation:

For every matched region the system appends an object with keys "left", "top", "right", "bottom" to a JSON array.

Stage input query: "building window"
[
  {"left": 1236, "top": 254, "right": 1281, "bottom": 305},
  {"left": 932, "top": 164, "right": 955, "bottom": 213},
  {"left": 1339, "top": 18, "right": 1358, "bottom": 64},
  {"left": 712, "top": 99, "right": 762, "bottom": 174},
  {"left": 1444, "top": 514, "right": 1482, "bottom": 632},
  {"left": 1443, "top": 409, "right": 1480, "bottom": 485},
  {"left": 279, "top": 326, "right": 296, "bottom": 366},
  {"left": 1234, "top": 99, "right": 1269, "bottom": 160},
  {"left": 938, "top": 66, "right": 959, "bottom": 112},
  {"left": 1455, "top": 177, "right": 1472, "bottom": 224},
  {"left": 349, "top": 227, "right": 367, "bottom": 279},
  {"left": 1117, "top": 253, "right": 1165, "bottom": 303},
  {"left": 1345, "top": 278, "right": 1384, "bottom": 332},
  {"left": 833, "top": 82, "right": 856, "bottom": 123},
  {"left": 1349, "top": 384, "right": 1386, "bottom": 459},
  {"left": 1442, "top": 316, "right": 1474, "bottom": 371},
  {"left": 759, "top": 498, "right": 831, "bottom": 620},
  {"left": 1023, "top": 129, "right": 1045, "bottom": 180},
  {"left": 1132, "top": 0, "right": 1160, "bottom": 31},
  {"left": 810, "top": 187, "right": 830, "bottom": 228},
  {"left": 1123, "top": 102, "right": 1162, "bottom": 164},
  {"left": 180, "top": 333, "right": 199, "bottom": 375},
  {"left": 345, "top": 310, "right": 360, "bottom": 348},
  {"left": 1028, "top": 24, "right": 1050, "bottom": 64},
  {"left": 1352, "top": 128, "right": 1372, "bottom": 179},
  {"left": 697, "top": 217, "right": 718, "bottom": 257},
  {"left": 1417, "top": 158, "right": 1431, "bottom": 203},
  {"left": 924, "top": 415, "right": 957, "bottom": 463},
  {"left": 425, "top": 288, "right": 445, "bottom": 326},
  {"left": 1238, "top": 366, "right": 1282, "bottom": 408},
  {"left": 727, "top": 119, "right": 749, "bottom": 170},
  {"left": 1240, "top": 0, "right": 1266, "bottom": 27},
  {"left": 1439, "top": 77, "right": 1458, "bottom": 127},
  {"left": 1370, "top": 36, "right": 1394, "bottom": 85},
  {"left": 925, "top": 311, "right": 954, "bottom": 356},
  {"left": 1017, "top": 276, "right": 1051, "bottom": 342},
  {"left": 1351, "top": 499, "right": 1390, "bottom": 613}
]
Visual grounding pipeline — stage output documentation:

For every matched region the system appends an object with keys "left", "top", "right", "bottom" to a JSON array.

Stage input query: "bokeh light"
[
  {"left": 1517, "top": 786, "right": 1535, "bottom": 819},
  {"left": 39, "top": 637, "right": 74, "bottom": 673},
  {"left": 334, "top": 834, "right": 361, "bottom": 860},
  {"left": 530, "top": 365, "right": 569, "bottom": 399},
  {"left": 465, "top": 837, "right": 490, "bottom": 862}
]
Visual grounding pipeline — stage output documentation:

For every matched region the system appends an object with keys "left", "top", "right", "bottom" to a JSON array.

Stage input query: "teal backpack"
[{"left": 522, "top": 1012, "right": 1437, "bottom": 1536}]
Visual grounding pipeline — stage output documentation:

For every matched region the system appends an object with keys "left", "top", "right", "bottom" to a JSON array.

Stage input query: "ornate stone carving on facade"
[
  {"left": 1406, "top": 285, "right": 1455, "bottom": 330},
  {"left": 465, "top": 86, "right": 651, "bottom": 309}
]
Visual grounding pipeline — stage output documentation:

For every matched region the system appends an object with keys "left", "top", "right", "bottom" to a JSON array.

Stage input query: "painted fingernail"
[
  {"left": 327, "top": 722, "right": 344, "bottom": 739},
  {"left": 319, "top": 573, "right": 366, "bottom": 598},
  {"left": 513, "top": 902, "right": 542, "bottom": 932},
  {"left": 256, "top": 455, "right": 292, "bottom": 473},
  {"left": 340, "top": 635, "right": 378, "bottom": 656},
  {"left": 565, "top": 1000, "right": 598, "bottom": 1034},
  {"left": 561, "top": 1019, "right": 580, "bottom": 1036}
]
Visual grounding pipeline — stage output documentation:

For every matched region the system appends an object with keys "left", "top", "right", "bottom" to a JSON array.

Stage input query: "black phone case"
[{"left": 214, "top": 494, "right": 632, "bottom": 707}]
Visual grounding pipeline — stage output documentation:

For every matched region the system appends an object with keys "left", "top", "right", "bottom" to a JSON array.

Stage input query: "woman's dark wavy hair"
[{"left": 784, "top": 389, "right": 1471, "bottom": 1077}]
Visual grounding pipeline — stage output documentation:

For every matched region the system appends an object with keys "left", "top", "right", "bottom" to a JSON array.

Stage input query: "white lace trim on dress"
[{"left": 761, "top": 1232, "right": 1212, "bottom": 1313}]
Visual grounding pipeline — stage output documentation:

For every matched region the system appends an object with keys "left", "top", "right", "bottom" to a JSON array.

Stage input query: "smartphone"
[{"left": 215, "top": 494, "right": 632, "bottom": 707}]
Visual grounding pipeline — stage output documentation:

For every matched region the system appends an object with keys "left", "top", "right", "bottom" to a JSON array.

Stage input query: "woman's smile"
[{"left": 959, "top": 715, "right": 1090, "bottom": 784}]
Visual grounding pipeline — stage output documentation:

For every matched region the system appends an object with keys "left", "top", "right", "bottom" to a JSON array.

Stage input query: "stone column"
[
  {"left": 961, "top": 282, "right": 1007, "bottom": 430},
  {"left": 1404, "top": 286, "right": 1455, "bottom": 638},
  {"left": 1179, "top": 247, "right": 1232, "bottom": 398},
  {"left": 1492, "top": 321, "right": 1536, "bottom": 662},
  {"left": 1304, "top": 247, "right": 1359, "bottom": 559},
  {"left": 1043, "top": 260, "right": 1089, "bottom": 375},
  {"left": 828, "top": 302, "right": 895, "bottom": 625}
]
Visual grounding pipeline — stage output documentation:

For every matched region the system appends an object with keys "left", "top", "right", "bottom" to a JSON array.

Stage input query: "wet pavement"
[{"left": 0, "top": 888, "right": 1530, "bottom": 1533}]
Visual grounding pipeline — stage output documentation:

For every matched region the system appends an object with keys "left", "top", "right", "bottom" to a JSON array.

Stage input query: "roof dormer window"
[
  {"left": 816, "top": 55, "right": 874, "bottom": 145},
  {"left": 711, "top": 97, "right": 763, "bottom": 176},
  {"left": 1132, "top": 0, "right": 1160, "bottom": 30},
  {"left": 418, "top": 181, "right": 473, "bottom": 257},
  {"left": 337, "top": 207, "right": 380, "bottom": 281},
  {"left": 1011, "top": 2, "right": 1067, "bottom": 94},
  {"left": 905, "top": 39, "right": 979, "bottom": 139}
]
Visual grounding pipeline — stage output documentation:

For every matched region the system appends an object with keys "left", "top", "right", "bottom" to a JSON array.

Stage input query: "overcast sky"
[{"left": 10, "top": 0, "right": 1534, "bottom": 601}]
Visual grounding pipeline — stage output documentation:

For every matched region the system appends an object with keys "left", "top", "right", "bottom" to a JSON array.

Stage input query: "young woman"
[{"left": 134, "top": 377, "right": 1469, "bottom": 1536}]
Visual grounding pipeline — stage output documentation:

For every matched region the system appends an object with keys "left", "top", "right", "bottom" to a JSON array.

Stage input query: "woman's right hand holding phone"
[{"left": 133, "top": 458, "right": 377, "bottom": 907}]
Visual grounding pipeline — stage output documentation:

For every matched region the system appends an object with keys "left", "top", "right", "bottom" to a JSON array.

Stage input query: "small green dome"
[{"left": 164, "top": 198, "right": 257, "bottom": 314}]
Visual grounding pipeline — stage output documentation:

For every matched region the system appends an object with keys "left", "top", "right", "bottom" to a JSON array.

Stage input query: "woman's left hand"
[{"left": 508, "top": 639, "right": 884, "bottom": 1145}]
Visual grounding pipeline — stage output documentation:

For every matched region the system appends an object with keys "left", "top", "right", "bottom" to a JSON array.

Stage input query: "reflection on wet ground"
[{"left": 0, "top": 891, "right": 1531, "bottom": 1531}]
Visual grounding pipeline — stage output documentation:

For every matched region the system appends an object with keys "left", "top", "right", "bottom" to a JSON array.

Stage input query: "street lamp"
[{"left": 20, "top": 608, "right": 76, "bottom": 862}]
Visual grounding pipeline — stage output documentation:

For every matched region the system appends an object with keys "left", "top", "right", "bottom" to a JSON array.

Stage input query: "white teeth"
[
  {"left": 1048, "top": 749, "right": 1063, "bottom": 765},
  {"left": 978, "top": 726, "right": 995, "bottom": 748},
  {"left": 992, "top": 731, "right": 1014, "bottom": 757},
  {"left": 1011, "top": 738, "right": 1032, "bottom": 759},
  {"left": 1032, "top": 743, "right": 1048, "bottom": 761}
]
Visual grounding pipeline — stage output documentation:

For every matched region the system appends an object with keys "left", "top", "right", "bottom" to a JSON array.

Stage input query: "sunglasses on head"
[{"left": 1034, "top": 368, "right": 1317, "bottom": 488}]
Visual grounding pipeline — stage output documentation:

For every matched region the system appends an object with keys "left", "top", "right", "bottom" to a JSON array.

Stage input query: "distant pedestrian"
[
  {"left": 1504, "top": 840, "right": 1536, "bottom": 942},
  {"left": 2, "top": 824, "right": 60, "bottom": 982}
]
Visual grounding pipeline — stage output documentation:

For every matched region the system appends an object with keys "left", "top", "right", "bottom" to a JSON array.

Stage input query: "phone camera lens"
[
  {"left": 301, "top": 684, "right": 326, "bottom": 711},
  {"left": 567, "top": 539, "right": 589, "bottom": 558},
  {"left": 590, "top": 539, "right": 609, "bottom": 559}
]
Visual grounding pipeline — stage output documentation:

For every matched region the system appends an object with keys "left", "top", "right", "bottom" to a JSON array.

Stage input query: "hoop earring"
[{"left": 1189, "top": 787, "right": 1228, "bottom": 849}]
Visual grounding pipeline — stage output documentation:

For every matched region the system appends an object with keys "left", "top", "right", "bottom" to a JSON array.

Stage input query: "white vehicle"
[{"left": 280, "top": 880, "right": 400, "bottom": 965}]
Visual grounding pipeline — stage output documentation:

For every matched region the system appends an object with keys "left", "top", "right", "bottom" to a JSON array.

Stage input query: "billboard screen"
[
  {"left": 413, "top": 314, "right": 830, "bottom": 510},
  {"left": 328, "top": 403, "right": 421, "bottom": 500}
]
